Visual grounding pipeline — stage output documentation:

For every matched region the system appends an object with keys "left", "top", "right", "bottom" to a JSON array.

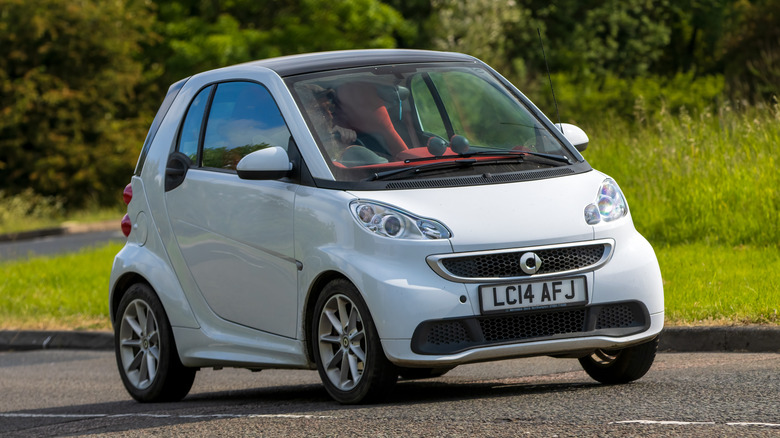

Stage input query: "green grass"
[
  {"left": 658, "top": 244, "right": 779, "bottom": 325},
  {"left": 583, "top": 103, "right": 779, "bottom": 247},
  {"left": 0, "top": 242, "right": 122, "bottom": 331}
]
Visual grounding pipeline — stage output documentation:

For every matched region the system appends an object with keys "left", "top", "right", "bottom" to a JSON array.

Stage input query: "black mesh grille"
[
  {"left": 440, "top": 244, "right": 606, "bottom": 279},
  {"left": 412, "top": 302, "right": 649, "bottom": 355},
  {"left": 427, "top": 321, "right": 469, "bottom": 345},
  {"left": 595, "top": 303, "right": 641, "bottom": 329},
  {"left": 479, "top": 309, "right": 586, "bottom": 342}
]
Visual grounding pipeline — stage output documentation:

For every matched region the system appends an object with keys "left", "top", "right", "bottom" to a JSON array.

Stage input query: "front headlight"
[
  {"left": 584, "top": 178, "right": 628, "bottom": 225},
  {"left": 350, "top": 200, "right": 451, "bottom": 240}
]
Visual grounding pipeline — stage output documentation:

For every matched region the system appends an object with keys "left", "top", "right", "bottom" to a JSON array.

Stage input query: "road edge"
[
  {"left": 0, "top": 220, "right": 118, "bottom": 243},
  {"left": 1, "top": 326, "right": 777, "bottom": 353}
]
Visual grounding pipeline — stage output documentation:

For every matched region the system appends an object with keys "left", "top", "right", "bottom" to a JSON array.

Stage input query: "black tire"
[
  {"left": 578, "top": 336, "right": 659, "bottom": 384},
  {"left": 114, "top": 283, "right": 196, "bottom": 402},
  {"left": 312, "top": 279, "right": 398, "bottom": 404},
  {"left": 398, "top": 367, "right": 453, "bottom": 380}
]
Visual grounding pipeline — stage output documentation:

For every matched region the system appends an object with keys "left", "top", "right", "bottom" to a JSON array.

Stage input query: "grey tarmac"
[{"left": 0, "top": 350, "right": 778, "bottom": 437}]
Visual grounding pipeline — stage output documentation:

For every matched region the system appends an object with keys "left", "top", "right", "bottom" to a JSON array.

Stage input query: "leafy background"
[
  {"left": 2, "top": 0, "right": 778, "bottom": 208},
  {"left": 1, "top": 0, "right": 778, "bottom": 328}
]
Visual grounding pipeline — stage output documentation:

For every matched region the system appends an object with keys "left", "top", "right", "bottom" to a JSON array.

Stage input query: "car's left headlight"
[
  {"left": 350, "top": 200, "right": 451, "bottom": 240},
  {"left": 584, "top": 178, "right": 628, "bottom": 225}
]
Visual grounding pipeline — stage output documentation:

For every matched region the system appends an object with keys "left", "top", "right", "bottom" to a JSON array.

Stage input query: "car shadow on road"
[{"left": 1, "top": 379, "right": 610, "bottom": 436}]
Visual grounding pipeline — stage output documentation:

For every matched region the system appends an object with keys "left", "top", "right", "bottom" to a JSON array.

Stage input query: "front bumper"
[
  {"left": 411, "top": 300, "right": 650, "bottom": 355},
  {"left": 383, "top": 311, "right": 663, "bottom": 367},
  {"left": 364, "top": 227, "right": 663, "bottom": 367}
]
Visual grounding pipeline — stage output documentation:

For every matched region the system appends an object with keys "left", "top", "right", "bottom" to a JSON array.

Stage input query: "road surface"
[
  {"left": 1, "top": 350, "right": 778, "bottom": 437},
  {"left": 0, "top": 230, "right": 124, "bottom": 260}
]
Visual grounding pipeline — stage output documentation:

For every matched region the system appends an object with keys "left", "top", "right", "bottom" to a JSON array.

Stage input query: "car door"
[{"left": 164, "top": 81, "right": 299, "bottom": 338}]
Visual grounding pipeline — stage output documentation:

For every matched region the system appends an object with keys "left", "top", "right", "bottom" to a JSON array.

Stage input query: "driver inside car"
[{"left": 302, "top": 84, "right": 388, "bottom": 168}]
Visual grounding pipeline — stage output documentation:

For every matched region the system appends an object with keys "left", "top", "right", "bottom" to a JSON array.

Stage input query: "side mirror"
[
  {"left": 236, "top": 146, "right": 293, "bottom": 180},
  {"left": 555, "top": 123, "right": 589, "bottom": 152}
]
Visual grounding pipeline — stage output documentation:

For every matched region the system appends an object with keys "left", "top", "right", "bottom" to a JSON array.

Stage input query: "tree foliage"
[
  {"left": 0, "top": 0, "right": 155, "bottom": 207},
  {"left": 722, "top": 0, "right": 780, "bottom": 100},
  {"left": 150, "top": 0, "right": 405, "bottom": 90},
  {"left": 0, "top": 0, "right": 776, "bottom": 208}
]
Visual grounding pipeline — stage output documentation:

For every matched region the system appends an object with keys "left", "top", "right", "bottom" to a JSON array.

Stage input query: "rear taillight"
[
  {"left": 123, "top": 183, "right": 133, "bottom": 205},
  {"left": 121, "top": 214, "right": 131, "bottom": 237},
  {"left": 121, "top": 183, "right": 133, "bottom": 237}
]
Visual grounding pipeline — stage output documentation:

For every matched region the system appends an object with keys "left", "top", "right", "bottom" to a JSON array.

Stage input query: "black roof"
[{"left": 245, "top": 49, "right": 478, "bottom": 77}]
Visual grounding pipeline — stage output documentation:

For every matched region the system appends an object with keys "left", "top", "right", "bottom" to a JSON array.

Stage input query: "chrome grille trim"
[{"left": 427, "top": 239, "right": 614, "bottom": 283}]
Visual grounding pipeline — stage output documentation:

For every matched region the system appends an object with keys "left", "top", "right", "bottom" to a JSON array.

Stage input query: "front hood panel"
[{"left": 348, "top": 170, "right": 606, "bottom": 252}]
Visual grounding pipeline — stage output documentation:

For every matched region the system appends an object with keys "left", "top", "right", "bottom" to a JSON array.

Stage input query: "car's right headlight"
[
  {"left": 584, "top": 178, "right": 628, "bottom": 225},
  {"left": 350, "top": 200, "right": 451, "bottom": 240}
]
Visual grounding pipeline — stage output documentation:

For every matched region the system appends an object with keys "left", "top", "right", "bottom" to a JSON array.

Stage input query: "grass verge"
[
  {"left": 584, "top": 103, "right": 779, "bottom": 247},
  {"left": 658, "top": 244, "right": 779, "bottom": 325},
  {"left": 0, "top": 242, "right": 122, "bottom": 331},
  {"left": 0, "top": 242, "right": 777, "bottom": 331}
]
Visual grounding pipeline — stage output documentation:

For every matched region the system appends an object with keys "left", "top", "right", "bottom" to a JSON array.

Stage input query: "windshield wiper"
[
  {"left": 368, "top": 158, "right": 480, "bottom": 181},
  {"left": 461, "top": 150, "right": 572, "bottom": 165},
  {"left": 368, "top": 150, "right": 572, "bottom": 182},
  {"left": 368, "top": 155, "right": 534, "bottom": 181},
  {"left": 401, "top": 150, "right": 571, "bottom": 166}
]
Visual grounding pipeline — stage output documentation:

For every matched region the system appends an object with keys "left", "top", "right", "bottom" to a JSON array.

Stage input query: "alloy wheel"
[
  {"left": 118, "top": 298, "right": 160, "bottom": 390},
  {"left": 317, "top": 294, "right": 367, "bottom": 391}
]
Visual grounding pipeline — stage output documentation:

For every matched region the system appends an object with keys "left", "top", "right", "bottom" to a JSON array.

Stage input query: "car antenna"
[{"left": 538, "top": 28, "right": 562, "bottom": 134}]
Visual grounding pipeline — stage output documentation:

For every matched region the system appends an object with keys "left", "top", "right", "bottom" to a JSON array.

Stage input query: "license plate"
[{"left": 479, "top": 276, "right": 587, "bottom": 314}]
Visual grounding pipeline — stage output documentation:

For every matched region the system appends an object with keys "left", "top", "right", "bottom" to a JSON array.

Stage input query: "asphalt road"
[
  {"left": 1, "top": 350, "right": 778, "bottom": 437},
  {"left": 0, "top": 230, "right": 125, "bottom": 260}
]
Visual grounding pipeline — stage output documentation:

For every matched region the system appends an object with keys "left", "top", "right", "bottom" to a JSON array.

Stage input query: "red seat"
[{"left": 335, "top": 83, "right": 409, "bottom": 156}]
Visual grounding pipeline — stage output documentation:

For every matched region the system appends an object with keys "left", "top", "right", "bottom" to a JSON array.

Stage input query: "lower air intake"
[{"left": 412, "top": 301, "right": 649, "bottom": 355}]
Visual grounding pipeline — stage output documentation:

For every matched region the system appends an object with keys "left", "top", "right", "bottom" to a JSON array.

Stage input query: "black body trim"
[
  {"left": 257, "top": 49, "right": 477, "bottom": 77},
  {"left": 411, "top": 301, "right": 650, "bottom": 355},
  {"left": 135, "top": 78, "right": 188, "bottom": 176}
]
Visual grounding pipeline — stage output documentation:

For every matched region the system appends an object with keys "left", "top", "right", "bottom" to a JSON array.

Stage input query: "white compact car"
[{"left": 110, "top": 49, "right": 664, "bottom": 404}]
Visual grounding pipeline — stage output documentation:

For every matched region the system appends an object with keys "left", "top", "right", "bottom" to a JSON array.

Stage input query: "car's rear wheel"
[
  {"left": 578, "top": 336, "right": 659, "bottom": 384},
  {"left": 312, "top": 279, "right": 397, "bottom": 404},
  {"left": 115, "top": 283, "right": 196, "bottom": 402}
]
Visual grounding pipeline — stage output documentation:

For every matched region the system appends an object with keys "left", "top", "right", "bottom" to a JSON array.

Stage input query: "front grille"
[
  {"left": 479, "top": 309, "right": 586, "bottom": 342},
  {"left": 439, "top": 244, "right": 606, "bottom": 279},
  {"left": 412, "top": 301, "right": 648, "bottom": 355},
  {"left": 595, "top": 303, "right": 642, "bottom": 329},
  {"left": 427, "top": 321, "right": 470, "bottom": 346}
]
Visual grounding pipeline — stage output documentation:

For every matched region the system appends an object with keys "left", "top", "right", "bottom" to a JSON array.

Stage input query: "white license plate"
[{"left": 479, "top": 277, "right": 587, "bottom": 314}]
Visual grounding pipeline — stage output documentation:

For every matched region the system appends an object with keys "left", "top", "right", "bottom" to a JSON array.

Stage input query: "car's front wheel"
[
  {"left": 114, "top": 283, "right": 196, "bottom": 402},
  {"left": 312, "top": 279, "right": 398, "bottom": 404},
  {"left": 578, "top": 336, "right": 659, "bottom": 384}
]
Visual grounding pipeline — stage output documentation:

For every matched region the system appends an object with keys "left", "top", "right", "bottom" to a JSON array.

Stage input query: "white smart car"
[{"left": 110, "top": 49, "right": 664, "bottom": 404}]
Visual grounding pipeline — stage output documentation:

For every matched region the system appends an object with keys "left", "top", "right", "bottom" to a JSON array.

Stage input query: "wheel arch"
[
  {"left": 110, "top": 244, "right": 200, "bottom": 329},
  {"left": 303, "top": 270, "right": 352, "bottom": 364},
  {"left": 110, "top": 272, "right": 152, "bottom": 326}
]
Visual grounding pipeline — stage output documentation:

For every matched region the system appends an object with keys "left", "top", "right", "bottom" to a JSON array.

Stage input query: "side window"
[
  {"left": 202, "top": 82, "right": 291, "bottom": 170},
  {"left": 177, "top": 85, "right": 213, "bottom": 164}
]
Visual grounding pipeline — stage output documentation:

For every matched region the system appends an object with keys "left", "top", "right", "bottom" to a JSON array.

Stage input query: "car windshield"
[{"left": 287, "top": 63, "right": 574, "bottom": 182}]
